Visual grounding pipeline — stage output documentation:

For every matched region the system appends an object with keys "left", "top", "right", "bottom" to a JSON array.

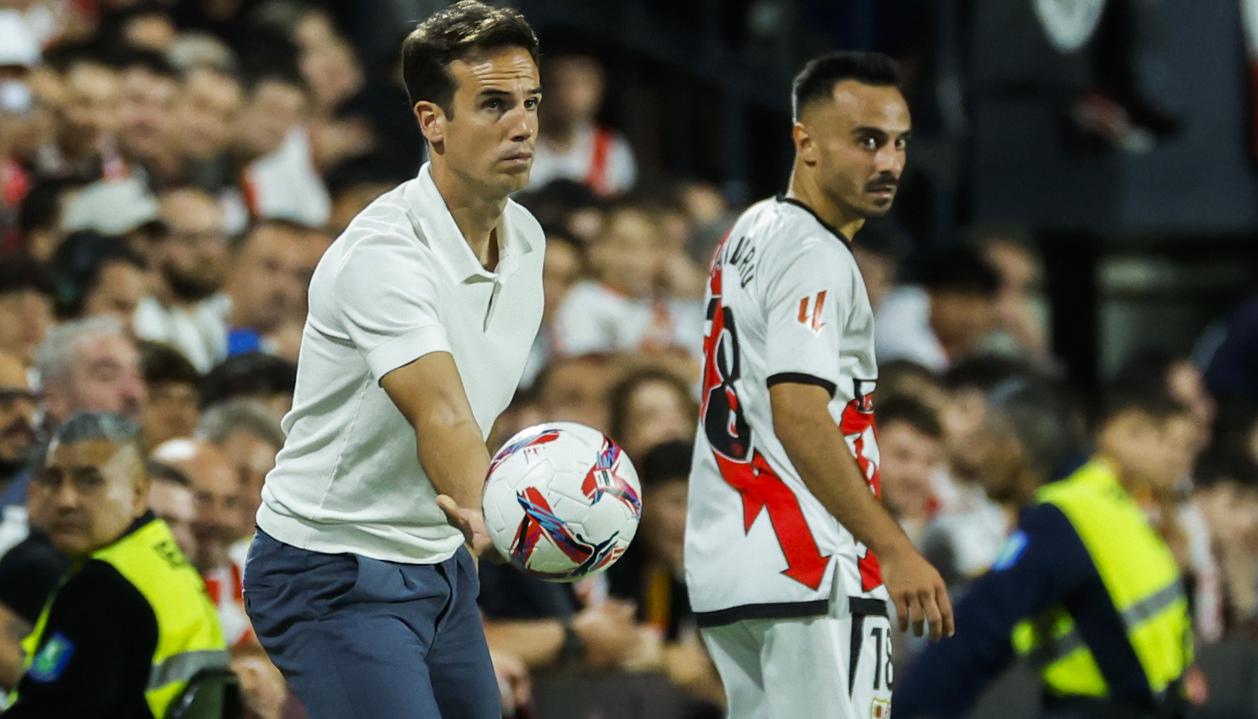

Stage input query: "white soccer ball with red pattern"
[{"left": 482, "top": 422, "right": 642, "bottom": 582}]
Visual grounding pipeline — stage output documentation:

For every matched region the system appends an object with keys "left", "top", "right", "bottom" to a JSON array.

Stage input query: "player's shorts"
[{"left": 700, "top": 567, "right": 894, "bottom": 719}]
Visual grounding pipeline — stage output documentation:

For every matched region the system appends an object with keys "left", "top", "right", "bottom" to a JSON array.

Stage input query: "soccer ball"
[{"left": 482, "top": 422, "right": 642, "bottom": 582}]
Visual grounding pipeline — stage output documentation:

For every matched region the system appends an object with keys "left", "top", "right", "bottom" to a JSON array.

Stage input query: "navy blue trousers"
[{"left": 243, "top": 528, "right": 499, "bottom": 719}]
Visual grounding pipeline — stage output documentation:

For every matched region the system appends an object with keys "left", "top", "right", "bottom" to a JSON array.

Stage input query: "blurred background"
[{"left": 0, "top": 0, "right": 1256, "bottom": 717}]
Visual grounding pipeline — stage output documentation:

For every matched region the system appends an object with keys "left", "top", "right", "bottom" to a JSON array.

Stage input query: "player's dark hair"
[
  {"left": 401, "top": 0, "right": 540, "bottom": 117},
  {"left": 641, "top": 440, "right": 693, "bottom": 487},
  {"left": 875, "top": 395, "right": 943, "bottom": 440},
  {"left": 792, "top": 51, "right": 902, "bottom": 120}
]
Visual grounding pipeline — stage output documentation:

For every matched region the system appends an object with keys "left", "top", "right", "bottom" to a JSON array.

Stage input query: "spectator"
[
  {"left": 554, "top": 204, "right": 703, "bottom": 359},
  {"left": 877, "top": 394, "right": 946, "bottom": 546},
  {"left": 1114, "top": 347, "right": 1216, "bottom": 445},
  {"left": 36, "top": 316, "right": 146, "bottom": 428},
  {"left": 223, "top": 219, "right": 309, "bottom": 357},
  {"left": 114, "top": 49, "right": 182, "bottom": 183},
  {"left": 0, "top": 351, "right": 38, "bottom": 538},
  {"left": 73, "top": 239, "right": 150, "bottom": 331},
  {"left": 521, "top": 227, "right": 586, "bottom": 388},
  {"left": 608, "top": 367, "right": 698, "bottom": 463},
  {"left": 197, "top": 398, "right": 283, "bottom": 547},
  {"left": 918, "top": 355, "right": 1036, "bottom": 584},
  {"left": 138, "top": 341, "right": 201, "bottom": 448},
  {"left": 530, "top": 53, "right": 636, "bottom": 196},
  {"left": 146, "top": 460, "right": 199, "bottom": 560},
  {"left": 16, "top": 177, "right": 80, "bottom": 262},
  {"left": 60, "top": 176, "right": 168, "bottom": 257},
  {"left": 150, "top": 438, "right": 251, "bottom": 649},
  {"left": 535, "top": 353, "right": 615, "bottom": 433},
  {"left": 49, "top": 230, "right": 149, "bottom": 330},
  {"left": 4, "top": 413, "right": 228, "bottom": 718},
  {"left": 200, "top": 352, "right": 297, "bottom": 421},
  {"left": 134, "top": 186, "right": 231, "bottom": 371},
  {"left": 0, "top": 258, "right": 54, "bottom": 367},
  {"left": 851, "top": 218, "right": 909, "bottom": 313},
  {"left": 0, "top": 258, "right": 54, "bottom": 364},
  {"left": 176, "top": 65, "right": 245, "bottom": 191},
  {"left": 604, "top": 440, "right": 724, "bottom": 714},
  {"left": 39, "top": 47, "right": 122, "bottom": 181},
  {"left": 875, "top": 245, "right": 1002, "bottom": 371},
  {"left": 236, "top": 65, "right": 331, "bottom": 228},
  {"left": 977, "top": 229, "right": 1050, "bottom": 359}
]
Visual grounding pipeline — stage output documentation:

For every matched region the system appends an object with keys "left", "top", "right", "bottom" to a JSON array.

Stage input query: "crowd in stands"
[{"left": 0, "top": 1, "right": 1256, "bottom": 717}]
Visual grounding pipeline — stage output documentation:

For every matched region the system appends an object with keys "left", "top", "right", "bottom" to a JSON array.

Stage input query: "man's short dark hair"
[
  {"left": 0, "top": 258, "right": 56, "bottom": 299},
  {"left": 1099, "top": 389, "right": 1191, "bottom": 428},
  {"left": 919, "top": 245, "right": 1002, "bottom": 297},
  {"left": 986, "top": 378, "right": 1083, "bottom": 484},
  {"left": 876, "top": 395, "right": 943, "bottom": 440},
  {"left": 140, "top": 341, "right": 201, "bottom": 388},
  {"left": 401, "top": 0, "right": 540, "bottom": 116},
  {"left": 792, "top": 51, "right": 902, "bottom": 120},
  {"left": 201, "top": 352, "right": 296, "bottom": 408},
  {"left": 50, "top": 231, "right": 147, "bottom": 317}
]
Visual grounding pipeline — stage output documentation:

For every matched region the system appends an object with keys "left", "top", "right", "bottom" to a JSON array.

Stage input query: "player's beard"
[{"left": 163, "top": 261, "right": 221, "bottom": 301}]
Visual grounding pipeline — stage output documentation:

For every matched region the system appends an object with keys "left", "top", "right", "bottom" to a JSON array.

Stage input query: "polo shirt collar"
[{"left": 406, "top": 163, "right": 532, "bottom": 283}]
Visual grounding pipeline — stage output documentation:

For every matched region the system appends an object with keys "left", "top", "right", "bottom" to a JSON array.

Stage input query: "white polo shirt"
[{"left": 256, "top": 163, "right": 545, "bottom": 564}]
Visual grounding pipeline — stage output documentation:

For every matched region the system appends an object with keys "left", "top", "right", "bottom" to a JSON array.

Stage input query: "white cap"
[
  {"left": 0, "top": 11, "right": 39, "bottom": 69},
  {"left": 62, "top": 177, "right": 165, "bottom": 236}
]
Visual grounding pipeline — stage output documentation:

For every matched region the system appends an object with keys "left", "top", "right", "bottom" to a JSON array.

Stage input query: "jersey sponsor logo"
[
  {"left": 28, "top": 632, "right": 75, "bottom": 683},
  {"left": 796, "top": 291, "right": 828, "bottom": 333},
  {"left": 699, "top": 248, "right": 830, "bottom": 590},
  {"left": 840, "top": 381, "right": 884, "bottom": 592},
  {"left": 872, "top": 697, "right": 891, "bottom": 718}
]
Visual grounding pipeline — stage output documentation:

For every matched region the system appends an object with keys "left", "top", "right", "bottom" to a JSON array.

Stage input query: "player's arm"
[
  {"left": 335, "top": 235, "right": 491, "bottom": 554},
  {"left": 760, "top": 236, "right": 952, "bottom": 639},
  {"left": 770, "top": 383, "right": 952, "bottom": 640},
  {"left": 382, "top": 354, "right": 493, "bottom": 556}
]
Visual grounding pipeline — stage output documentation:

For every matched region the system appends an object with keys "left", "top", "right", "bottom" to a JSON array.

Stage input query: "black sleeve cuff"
[{"left": 766, "top": 372, "right": 837, "bottom": 397}]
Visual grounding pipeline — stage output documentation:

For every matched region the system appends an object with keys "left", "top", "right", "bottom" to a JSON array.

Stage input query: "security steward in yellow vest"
[
  {"left": 896, "top": 391, "right": 1193, "bottom": 718},
  {"left": 5, "top": 413, "right": 227, "bottom": 718}
]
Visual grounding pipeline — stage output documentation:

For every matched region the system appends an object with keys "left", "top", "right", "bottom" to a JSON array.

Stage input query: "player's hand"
[
  {"left": 572, "top": 599, "right": 642, "bottom": 669},
  {"left": 437, "top": 495, "right": 495, "bottom": 560},
  {"left": 879, "top": 542, "right": 955, "bottom": 641}
]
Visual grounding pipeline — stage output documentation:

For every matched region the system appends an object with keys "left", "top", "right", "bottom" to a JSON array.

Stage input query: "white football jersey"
[{"left": 685, "top": 196, "right": 885, "bottom": 624}]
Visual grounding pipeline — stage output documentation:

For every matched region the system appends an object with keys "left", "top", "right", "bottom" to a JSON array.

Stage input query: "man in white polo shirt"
[{"left": 242, "top": 3, "right": 544, "bottom": 718}]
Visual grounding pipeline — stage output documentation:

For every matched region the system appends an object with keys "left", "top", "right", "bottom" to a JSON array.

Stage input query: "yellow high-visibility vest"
[
  {"left": 1012, "top": 460, "right": 1192, "bottom": 701},
  {"left": 12, "top": 517, "right": 227, "bottom": 718}
]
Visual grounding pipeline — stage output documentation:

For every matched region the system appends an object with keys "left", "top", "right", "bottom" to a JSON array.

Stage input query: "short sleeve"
[
  {"left": 762, "top": 237, "right": 855, "bottom": 396},
  {"left": 334, "top": 234, "right": 451, "bottom": 383}
]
